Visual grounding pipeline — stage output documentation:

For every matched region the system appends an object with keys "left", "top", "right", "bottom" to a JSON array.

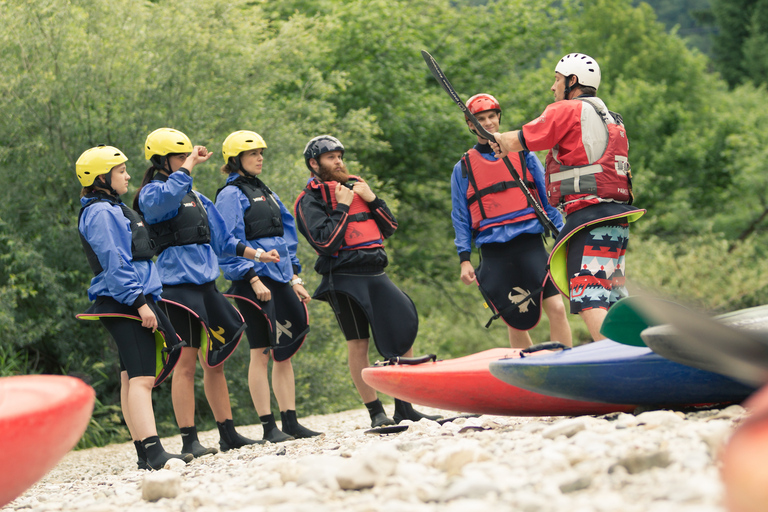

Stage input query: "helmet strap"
[
  {"left": 95, "top": 174, "right": 119, "bottom": 197},
  {"left": 230, "top": 155, "right": 252, "bottom": 177},
  {"left": 564, "top": 75, "right": 578, "bottom": 100},
  {"left": 150, "top": 155, "right": 171, "bottom": 174}
]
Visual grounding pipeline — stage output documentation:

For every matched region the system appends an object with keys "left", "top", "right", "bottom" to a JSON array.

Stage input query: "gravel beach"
[{"left": 2, "top": 404, "right": 745, "bottom": 512}]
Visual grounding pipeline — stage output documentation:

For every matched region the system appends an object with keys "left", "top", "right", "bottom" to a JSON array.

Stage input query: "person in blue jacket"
[
  {"left": 134, "top": 128, "right": 279, "bottom": 456},
  {"left": 451, "top": 94, "right": 572, "bottom": 348},
  {"left": 75, "top": 145, "right": 192, "bottom": 470},
  {"left": 215, "top": 130, "right": 321, "bottom": 442}
]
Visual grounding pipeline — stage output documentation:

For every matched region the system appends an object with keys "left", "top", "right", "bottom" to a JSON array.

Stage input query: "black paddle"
[{"left": 421, "top": 50, "right": 559, "bottom": 237}]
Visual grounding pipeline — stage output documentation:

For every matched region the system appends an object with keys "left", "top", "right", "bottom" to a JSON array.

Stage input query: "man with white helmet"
[
  {"left": 491, "top": 53, "right": 645, "bottom": 341},
  {"left": 451, "top": 93, "right": 572, "bottom": 348}
]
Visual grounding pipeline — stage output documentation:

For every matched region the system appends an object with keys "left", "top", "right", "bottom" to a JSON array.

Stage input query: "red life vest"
[
  {"left": 462, "top": 149, "right": 539, "bottom": 231},
  {"left": 306, "top": 176, "right": 384, "bottom": 251},
  {"left": 545, "top": 98, "right": 633, "bottom": 214}
]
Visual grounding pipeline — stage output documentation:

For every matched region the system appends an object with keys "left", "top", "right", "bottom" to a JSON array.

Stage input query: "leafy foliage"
[{"left": 1, "top": 0, "right": 768, "bottom": 447}]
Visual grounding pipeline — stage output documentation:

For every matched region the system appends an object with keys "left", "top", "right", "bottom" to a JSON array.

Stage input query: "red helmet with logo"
[{"left": 465, "top": 93, "right": 501, "bottom": 118}]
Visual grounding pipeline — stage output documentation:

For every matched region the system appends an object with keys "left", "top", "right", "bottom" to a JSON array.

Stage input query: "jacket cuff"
[
  {"left": 244, "top": 268, "right": 259, "bottom": 282},
  {"left": 336, "top": 203, "right": 351, "bottom": 213},
  {"left": 368, "top": 197, "right": 385, "bottom": 209},
  {"left": 518, "top": 131, "right": 529, "bottom": 152},
  {"left": 131, "top": 293, "right": 147, "bottom": 309},
  {"left": 292, "top": 264, "right": 301, "bottom": 275},
  {"left": 459, "top": 251, "right": 472, "bottom": 263},
  {"left": 236, "top": 242, "right": 247, "bottom": 257}
]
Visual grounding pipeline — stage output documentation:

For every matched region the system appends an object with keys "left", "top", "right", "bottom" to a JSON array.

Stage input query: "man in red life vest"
[
  {"left": 294, "top": 135, "right": 440, "bottom": 427},
  {"left": 452, "top": 93, "right": 572, "bottom": 348},
  {"left": 490, "top": 54, "right": 645, "bottom": 341}
]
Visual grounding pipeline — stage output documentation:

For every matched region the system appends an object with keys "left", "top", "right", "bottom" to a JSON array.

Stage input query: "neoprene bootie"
[
  {"left": 280, "top": 410, "right": 322, "bottom": 439},
  {"left": 180, "top": 425, "right": 218, "bottom": 458},
  {"left": 259, "top": 413, "right": 294, "bottom": 443},
  {"left": 142, "top": 436, "right": 193, "bottom": 470},
  {"left": 393, "top": 399, "right": 442, "bottom": 424},
  {"left": 365, "top": 398, "right": 395, "bottom": 427},
  {"left": 217, "top": 418, "right": 263, "bottom": 451},
  {"left": 134, "top": 440, "right": 150, "bottom": 470}
]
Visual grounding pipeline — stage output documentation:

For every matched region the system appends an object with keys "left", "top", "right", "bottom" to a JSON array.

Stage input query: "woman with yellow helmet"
[
  {"left": 215, "top": 130, "right": 321, "bottom": 442},
  {"left": 75, "top": 145, "right": 191, "bottom": 470},
  {"left": 134, "top": 128, "right": 279, "bottom": 456}
]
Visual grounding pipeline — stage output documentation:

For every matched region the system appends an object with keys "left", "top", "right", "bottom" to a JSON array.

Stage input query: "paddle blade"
[
  {"left": 601, "top": 296, "right": 681, "bottom": 346},
  {"left": 636, "top": 298, "right": 768, "bottom": 387}
]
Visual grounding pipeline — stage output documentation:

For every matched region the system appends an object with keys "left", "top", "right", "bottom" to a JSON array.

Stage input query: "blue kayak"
[{"left": 488, "top": 339, "right": 757, "bottom": 405}]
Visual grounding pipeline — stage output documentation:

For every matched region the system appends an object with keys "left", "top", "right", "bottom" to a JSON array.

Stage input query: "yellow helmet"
[
  {"left": 76, "top": 145, "right": 128, "bottom": 187},
  {"left": 222, "top": 130, "right": 267, "bottom": 163},
  {"left": 144, "top": 128, "right": 193, "bottom": 160}
]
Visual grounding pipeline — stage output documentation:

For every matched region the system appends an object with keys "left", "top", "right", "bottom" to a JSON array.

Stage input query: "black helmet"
[{"left": 303, "top": 135, "right": 344, "bottom": 171}]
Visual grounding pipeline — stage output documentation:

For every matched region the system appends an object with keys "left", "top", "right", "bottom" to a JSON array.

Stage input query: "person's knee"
[
  {"left": 544, "top": 296, "right": 567, "bottom": 317},
  {"left": 128, "top": 375, "right": 155, "bottom": 391},
  {"left": 203, "top": 364, "right": 225, "bottom": 378}
]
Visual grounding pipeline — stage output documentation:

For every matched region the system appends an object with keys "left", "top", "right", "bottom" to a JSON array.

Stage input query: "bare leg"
[
  {"left": 171, "top": 346, "right": 199, "bottom": 428},
  {"left": 200, "top": 350, "right": 232, "bottom": 423},
  {"left": 543, "top": 295, "right": 573, "bottom": 347},
  {"left": 508, "top": 327, "right": 533, "bottom": 349},
  {"left": 347, "top": 339, "right": 377, "bottom": 403},
  {"left": 248, "top": 348, "right": 272, "bottom": 416},
  {"left": 126, "top": 376, "right": 158, "bottom": 440},
  {"left": 120, "top": 371, "right": 138, "bottom": 441},
  {"left": 272, "top": 359, "right": 295, "bottom": 412},
  {"left": 579, "top": 308, "right": 608, "bottom": 342}
]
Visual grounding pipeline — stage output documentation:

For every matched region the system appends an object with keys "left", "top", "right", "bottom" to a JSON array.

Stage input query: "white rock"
[
  {"left": 335, "top": 447, "right": 398, "bottom": 490},
  {"left": 164, "top": 457, "right": 187, "bottom": 470},
  {"left": 429, "top": 440, "right": 491, "bottom": 476},
  {"left": 542, "top": 418, "right": 588, "bottom": 439},
  {"left": 141, "top": 469, "right": 181, "bottom": 501},
  {"left": 635, "top": 410, "right": 685, "bottom": 428}
]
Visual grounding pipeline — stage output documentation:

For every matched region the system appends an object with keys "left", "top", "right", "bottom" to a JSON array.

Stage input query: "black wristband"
[
  {"left": 244, "top": 268, "right": 259, "bottom": 282},
  {"left": 132, "top": 293, "right": 147, "bottom": 310}
]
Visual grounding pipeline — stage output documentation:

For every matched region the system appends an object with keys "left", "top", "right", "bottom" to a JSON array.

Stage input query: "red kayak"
[
  {"left": 362, "top": 348, "right": 636, "bottom": 416},
  {"left": 0, "top": 375, "right": 95, "bottom": 507}
]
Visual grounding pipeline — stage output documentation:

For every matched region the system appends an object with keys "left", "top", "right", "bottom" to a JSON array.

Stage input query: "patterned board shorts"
[{"left": 565, "top": 220, "right": 630, "bottom": 314}]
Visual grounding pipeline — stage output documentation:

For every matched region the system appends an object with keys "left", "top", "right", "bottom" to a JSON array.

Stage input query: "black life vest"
[
  {"left": 144, "top": 173, "right": 210, "bottom": 253},
  {"left": 216, "top": 176, "right": 283, "bottom": 240},
  {"left": 79, "top": 192, "right": 156, "bottom": 276}
]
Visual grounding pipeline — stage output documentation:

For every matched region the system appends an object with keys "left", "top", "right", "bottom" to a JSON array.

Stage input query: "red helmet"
[{"left": 466, "top": 93, "right": 501, "bottom": 117}]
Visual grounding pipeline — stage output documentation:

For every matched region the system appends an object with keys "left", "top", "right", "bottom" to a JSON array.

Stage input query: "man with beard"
[
  {"left": 294, "top": 135, "right": 440, "bottom": 427},
  {"left": 452, "top": 93, "right": 571, "bottom": 348},
  {"left": 490, "top": 54, "right": 645, "bottom": 341}
]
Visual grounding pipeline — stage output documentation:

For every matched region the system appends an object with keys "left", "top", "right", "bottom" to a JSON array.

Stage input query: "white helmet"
[{"left": 555, "top": 53, "right": 601, "bottom": 90}]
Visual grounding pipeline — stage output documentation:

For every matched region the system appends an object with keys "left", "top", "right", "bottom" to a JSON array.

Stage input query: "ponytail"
[
  {"left": 220, "top": 161, "right": 238, "bottom": 176},
  {"left": 132, "top": 165, "right": 159, "bottom": 211}
]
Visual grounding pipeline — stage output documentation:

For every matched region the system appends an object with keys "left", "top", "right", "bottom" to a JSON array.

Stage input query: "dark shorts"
[
  {"left": 78, "top": 296, "right": 182, "bottom": 385},
  {"left": 566, "top": 219, "right": 630, "bottom": 314},
  {"left": 158, "top": 281, "right": 245, "bottom": 367},
  {"left": 313, "top": 271, "right": 417, "bottom": 358},
  {"left": 476, "top": 233, "right": 558, "bottom": 330},
  {"left": 160, "top": 301, "right": 204, "bottom": 349},
  {"left": 99, "top": 315, "right": 157, "bottom": 379},
  {"left": 226, "top": 276, "right": 310, "bottom": 361},
  {"left": 327, "top": 292, "right": 370, "bottom": 341}
]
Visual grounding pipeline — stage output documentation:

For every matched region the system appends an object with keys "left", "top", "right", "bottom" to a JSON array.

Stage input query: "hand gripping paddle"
[{"left": 421, "top": 50, "right": 559, "bottom": 237}]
